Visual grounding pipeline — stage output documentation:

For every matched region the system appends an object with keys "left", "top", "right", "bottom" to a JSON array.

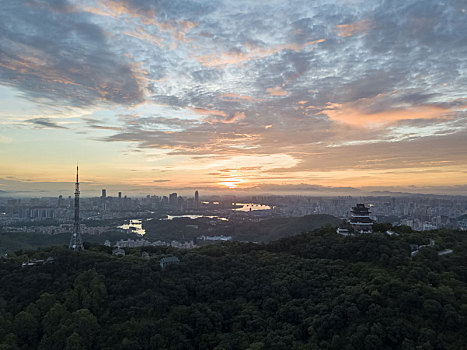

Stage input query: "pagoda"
[{"left": 349, "top": 203, "right": 373, "bottom": 233}]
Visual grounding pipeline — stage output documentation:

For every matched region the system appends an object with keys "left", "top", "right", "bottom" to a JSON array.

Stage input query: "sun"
[{"left": 219, "top": 177, "right": 245, "bottom": 189}]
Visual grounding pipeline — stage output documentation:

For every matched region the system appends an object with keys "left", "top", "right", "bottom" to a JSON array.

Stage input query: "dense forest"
[
  {"left": 0, "top": 230, "right": 139, "bottom": 252},
  {"left": 0, "top": 226, "right": 466, "bottom": 349}
]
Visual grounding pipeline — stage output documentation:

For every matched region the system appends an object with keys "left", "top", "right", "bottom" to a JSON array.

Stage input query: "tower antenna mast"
[{"left": 69, "top": 164, "right": 84, "bottom": 250}]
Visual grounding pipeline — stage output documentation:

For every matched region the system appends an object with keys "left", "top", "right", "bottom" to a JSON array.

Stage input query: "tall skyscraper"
[
  {"left": 169, "top": 193, "right": 178, "bottom": 208},
  {"left": 195, "top": 190, "right": 199, "bottom": 209},
  {"left": 101, "top": 189, "right": 107, "bottom": 210},
  {"left": 69, "top": 165, "right": 84, "bottom": 251}
]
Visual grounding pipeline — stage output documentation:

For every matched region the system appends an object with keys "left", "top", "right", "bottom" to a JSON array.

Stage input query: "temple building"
[
  {"left": 160, "top": 256, "right": 180, "bottom": 270},
  {"left": 349, "top": 203, "right": 373, "bottom": 233}
]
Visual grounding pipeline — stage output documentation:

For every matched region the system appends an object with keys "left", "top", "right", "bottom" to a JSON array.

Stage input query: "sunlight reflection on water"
[{"left": 118, "top": 219, "right": 146, "bottom": 235}]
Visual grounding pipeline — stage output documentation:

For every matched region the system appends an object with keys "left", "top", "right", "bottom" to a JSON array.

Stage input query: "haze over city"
[{"left": 0, "top": 0, "right": 466, "bottom": 196}]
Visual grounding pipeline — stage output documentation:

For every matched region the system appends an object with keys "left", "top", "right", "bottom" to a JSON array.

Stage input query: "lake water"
[
  {"left": 118, "top": 219, "right": 146, "bottom": 235},
  {"left": 232, "top": 203, "right": 272, "bottom": 212}
]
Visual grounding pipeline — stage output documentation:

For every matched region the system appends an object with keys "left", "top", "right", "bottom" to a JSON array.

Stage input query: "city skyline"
[{"left": 1, "top": 0, "right": 466, "bottom": 195}]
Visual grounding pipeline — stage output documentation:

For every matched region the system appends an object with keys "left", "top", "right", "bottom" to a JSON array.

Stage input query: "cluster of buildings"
[
  {"left": 21, "top": 257, "right": 55, "bottom": 267},
  {"left": 99, "top": 189, "right": 201, "bottom": 212},
  {"left": 247, "top": 195, "right": 467, "bottom": 231},
  {"left": 0, "top": 189, "right": 204, "bottom": 223},
  {"left": 197, "top": 235, "right": 232, "bottom": 242},
  {"left": 107, "top": 238, "right": 196, "bottom": 249},
  {"left": 108, "top": 241, "right": 181, "bottom": 270},
  {"left": 1, "top": 169, "right": 467, "bottom": 253},
  {"left": 336, "top": 200, "right": 466, "bottom": 236},
  {"left": 4, "top": 223, "right": 109, "bottom": 235},
  {"left": 105, "top": 234, "right": 232, "bottom": 251},
  {"left": 2, "top": 167, "right": 462, "bottom": 266}
]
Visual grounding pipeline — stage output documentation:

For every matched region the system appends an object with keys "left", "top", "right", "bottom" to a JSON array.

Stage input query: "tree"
[
  {"left": 13, "top": 311, "right": 39, "bottom": 347},
  {"left": 35, "top": 293, "right": 56, "bottom": 317},
  {"left": 70, "top": 309, "right": 99, "bottom": 348},
  {"left": 42, "top": 302, "right": 71, "bottom": 337},
  {"left": 65, "top": 332, "right": 86, "bottom": 350},
  {"left": 65, "top": 269, "right": 107, "bottom": 315}
]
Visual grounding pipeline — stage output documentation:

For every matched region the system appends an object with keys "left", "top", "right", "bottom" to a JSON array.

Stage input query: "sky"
[{"left": 0, "top": 0, "right": 466, "bottom": 196}]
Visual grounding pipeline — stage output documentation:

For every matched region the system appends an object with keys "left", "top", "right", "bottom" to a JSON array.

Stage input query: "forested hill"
[
  {"left": 1, "top": 227, "right": 466, "bottom": 349},
  {"left": 219, "top": 214, "right": 342, "bottom": 242},
  {"left": 141, "top": 213, "right": 341, "bottom": 243}
]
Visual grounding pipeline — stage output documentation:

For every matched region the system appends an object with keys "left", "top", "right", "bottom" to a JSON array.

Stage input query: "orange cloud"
[
  {"left": 336, "top": 20, "right": 371, "bottom": 37},
  {"left": 196, "top": 39, "right": 325, "bottom": 67},
  {"left": 81, "top": 1, "right": 196, "bottom": 48},
  {"left": 226, "top": 111, "right": 245, "bottom": 123},
  {"left": 80, "top": 6, "right": 113, "bottom": 17},
  {"left": 220, "top": 93, "right": 258, "bottom": 103},
  {"left": 155, "top": 75, "right": 168, "bottom": 82},
  {"left": 101, "top": 0, "right": 154, "bottom": 18},
  {"left": 172, "top": 20, "right": 197, "bottom": 42},
  {"left": 266, "top": 86, "right": 288, "bottom": 97},
  {"left": 81, "top": 0, "right": 153, "bottom": 21},
  {"left": 0, "top": 54, "right": 83, "bottom": 88},
  {"left": 205, "top": 111, "right": 246, "bottom": 124},
  {"left": 323, "top": 102, "right": 450, "bottom": 126},
  {"left": 128, "top": 61, "right": 150, "bottom": 96},
  {"left": 275, "top": 39, "right": 325, "bottom": 52},
  {"left": 196, "top": 50, "right": 248, "bottom": 67},
  {"left": 192, "top": 107, "right": 228, "bottom": 117},
  {"left": 123, "top": 26, "right": 163, "bottom": 46}
]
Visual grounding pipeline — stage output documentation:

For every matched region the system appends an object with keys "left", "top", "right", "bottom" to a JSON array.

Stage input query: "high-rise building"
[
  {"left": 162, "top": 196, "right": 169, "bottom": 208},
  {"left": 101, "top": 189, "right": 107, "bottom": 210},
  {"left": 177, "top": 196, "right": 184, "bottom": 210},
  {"left": 69, "top": 166, "right": 84, "bottom": 250},
  {"left": 118, "top": 192, "right": 122, "bottom": 199},
  {"left": 195, "top": 190, "right": 199, "bottom": 209},
  {"left": 169, "top": 193, "right": 178, "bottom": 208}
]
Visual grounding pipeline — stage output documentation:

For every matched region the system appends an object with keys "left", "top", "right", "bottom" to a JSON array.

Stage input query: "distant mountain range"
[{"left": 0, "top": 182, "right": 466, "bottom": 197}]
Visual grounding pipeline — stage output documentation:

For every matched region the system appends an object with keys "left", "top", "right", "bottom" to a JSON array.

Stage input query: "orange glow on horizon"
[{"left": 219, "top": 178, "right": 245, "bottom": 189}]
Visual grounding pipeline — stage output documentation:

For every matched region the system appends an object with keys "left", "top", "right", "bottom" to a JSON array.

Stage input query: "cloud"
[
  {"left": 220, "top": 93, "right": 258, "bottom": 103},
  {"left": 266, "top": 86, "right": 288, "bottom": 97},
  {"left": 195, "top": 39, "right": 325, "bottom": 67},
  {"left": 192, "top": 108, "right": 227, "bottom": 117},
  {"left": 0, "top": 0, "right": 143, "bottom": 106},
  {"left": 1, "top": 0, "right": 467, "bottom": 191},
  {"left": 26, "top": 118, "right": 67, "bottom": 129},
  {"left": 123, "top": 26, "right": 164, "bottom": 47},
  {"left": 322, "top": 101, "right": 450, "bottom": 126},
  {"left": 81, "top": 0, "right": 199, "bottom": 47},
  {"left": 247, "top": 183, "right": 362, "bottom": 194},
  {"left": 336, "top": 20, "right": 371, "bottom": 37},
  {"left": 205, "top": 111, "right": 246, "bottom": 124},
  {"left": 82, "top": 118, "right": 122, "bottom": 131}
]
